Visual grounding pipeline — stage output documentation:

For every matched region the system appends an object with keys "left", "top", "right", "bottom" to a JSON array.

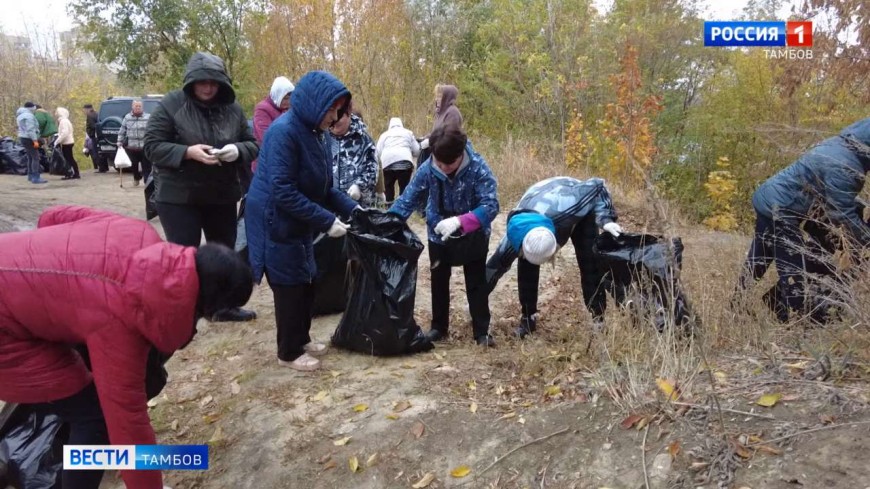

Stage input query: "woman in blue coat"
[
  {"left": 246, "top": 71, "right": 358, "bottom": 371},
  {"left": 389, "top": 124, "right": 500, "bottom": 346}
]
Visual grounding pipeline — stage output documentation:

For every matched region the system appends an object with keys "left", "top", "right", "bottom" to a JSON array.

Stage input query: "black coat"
[{"left": 144, "top": 52, "right": 258, "bottom": 205}]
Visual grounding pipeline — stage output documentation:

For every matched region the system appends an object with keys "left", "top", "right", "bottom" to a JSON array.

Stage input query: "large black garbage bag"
[
  {"left": 332, "top": 209, "right": 434, "bottom": 355},
  {"left": 0, "top": 410, "right": 63, "bottom": 489},
  {"left": 313, "top": 235, "right": 350, "bottom": 315},
  {"left": 0, "top": 137, "right": 28, "bottom": 175},
  {"left": 594, "top": 233, "right": 697, "bottom": 333},
  {"left": 48, "top": 148, "right": 69, "bottom": 176},
  {"left": 144, "top": 175, "right": 158, "bottom": 220}
]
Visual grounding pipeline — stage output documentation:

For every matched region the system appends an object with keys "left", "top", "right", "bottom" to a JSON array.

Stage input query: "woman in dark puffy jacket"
[
  {"left": 245, "top": 71, "right": 358, "bottom": 372},
  {"left": 144, "top": 51, "right": 259, "bottom": 323}
]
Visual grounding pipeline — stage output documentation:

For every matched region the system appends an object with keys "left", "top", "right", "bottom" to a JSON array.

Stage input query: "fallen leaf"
[
  {"left": 199, "top": 395, "right": 213, "bottom": 407},
  {"left": 230, "top": 381, "right": 241, "bottom": 395},
  {"left": 819, "top": 414, "right": 836, "bottom": 425},
  {"left": 467, "top": 380, "right": 477, "bottom": 391},
  {"left": 734, "top": 443, "right": 752, "bottom": 459},
  {"left": 322, "top": 459, "right": 337, "bottom": 470},
  {"left": 317, "top": 454, "right": 332, "bottom": 464},
  {"left": 668, "top": 440, "right": 681, "bottom": 460},
  {"left": 170, "top": 419, "right": 179, "bottom": 431},
  {"left": 470, "top": 402, "right": 478, "bottom": 414},
  {"left": 330, "top": 370, "right": 342, "bottom": 378},
  {"left": 411, "top": 421, "right": 425, "bottom": 439},
  {"left": 386, "top": 414, "right": 399, "bottom": 420},
  {"left": 499, "top": 412, "right": 517, "bottom": 420},
  {"left": 714, "top": 371, "right": 727, "bottom": 383},
  {"left": 690, "top": 462, "right": 709, "bottom": 471},
  {"left": 333, "top": 437, "right": 352, "bottom": 446},
  {"left": 636, "top": 416, "right": 649, "bottom": 431},
  {"left": 756, "top": 444, "right": 782, "bottom": 456},
  {"left": 412, "top": 473, "right": 436, "bottom": 488},
  {"left": 147, "top": 399, "right": 158, "bottom": 408},
  {"left": 401, "top": 363, "right": 415, "bottom": 369},
  {"left": 202, "top": 413, "right": 221, "bottom": 424},
  {"left": 545, "top": 385, "right": 562, "bottom": 397},
  {"left": 656, "top": 378, "right": 678, "bottom": 401},
  {"left": 393, "top": 400, "right": 412, "bottom": 412},
  {"left": 353, "top": 403, "right": 369, "bottom": 413},
  {"left": 756, "top": 393, "right": 782, "bottom": 407},
  {"left": 349, "top": 456, "right": 360, "bottom": 473},
  {"left": 366, "top": 452, "right": 379, "bottom": 467},
  {"left": 621, "top": 414, "right": 643, "bottom": 430},
  {"left": 433, "top": 352, "right": 445, "bottom": 360},
  {"left": 208, "top": 426, "right": 223, "bottom": 444},
  {"left": 450, "top": 465, "right": 471, "bottom": 478},
  {"left": 495, "top": 385, "right": 506, "bottom": 395},
  {"left": 311, "top": 390, "right": 328, "bottom": 402},
  {"left": 518, "top": 416, "right": 526, "bottom": 425}
]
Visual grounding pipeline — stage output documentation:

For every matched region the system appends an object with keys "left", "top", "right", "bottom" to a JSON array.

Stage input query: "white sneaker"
[
  {"left": 304, "top": 342, "right": 328, "bottom": 357},
  {"left": 278, "top": 353, "right": 321, "bottom": 371}
]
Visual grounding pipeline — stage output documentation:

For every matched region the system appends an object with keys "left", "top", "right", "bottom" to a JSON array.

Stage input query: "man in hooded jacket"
[
  {"left": 144, "top": 51, "right": 259, "bottom": 323},
  {"left": 738, "top": 117, "right": 870, "bottom": 322}
]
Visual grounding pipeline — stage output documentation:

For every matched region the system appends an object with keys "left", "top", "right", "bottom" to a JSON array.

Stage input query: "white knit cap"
[{"left": 522, "top": 227, "right": 558, "bottom": 265}]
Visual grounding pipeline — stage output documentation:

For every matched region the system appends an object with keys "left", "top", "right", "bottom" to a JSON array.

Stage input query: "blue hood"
[{"left": 290, "top": 71, "right": 351, "bottom": 131}]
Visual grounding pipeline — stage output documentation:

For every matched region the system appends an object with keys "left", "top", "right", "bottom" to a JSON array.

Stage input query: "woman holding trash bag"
[
  {"left": 246, "top": 70, "right": 359, "bottom": 372},
  {"left": 388, "top": 123, "right": 499, "bottom": 346},
  {"left": 54, "top": 107, "right": 80, "bottom": 179},
  {"left": 144, "top": 51, "right": 259, "bottom": 323},
  {"left": 485, "top": 177, "right": 621, "bottom": 337},
  {"left": 736, "top": 117, "right": 870, "bottom": 323},
  {"left": 0, "top": 205, "right": 253, "bottom": 489}
]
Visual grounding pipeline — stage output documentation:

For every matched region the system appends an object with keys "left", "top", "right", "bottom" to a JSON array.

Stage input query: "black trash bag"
[
  {"left": 0, "top": 410, "right": 63, "bottom": 489},
  {"left": 312, "top": 235, "right": 350, "bottom": 316},
  {"left": 594, "top": 233, "right": 697, "bottom": 333},
  {"left": 0, "top": 137, "right": 28, "bottom": 175},
  {"left": 48, "top": 148, "right": 69, "bottom": 176},
  {"left": 144, "top": 175, "right": 158, "bottom": 220},
  {"left": 332, "top": 209, "right": 434, "bottom": 355}
]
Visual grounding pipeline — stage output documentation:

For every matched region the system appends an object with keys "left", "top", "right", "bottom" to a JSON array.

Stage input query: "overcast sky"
[{"left": 0, "top": 0, "right": 788, "bottom": 37}]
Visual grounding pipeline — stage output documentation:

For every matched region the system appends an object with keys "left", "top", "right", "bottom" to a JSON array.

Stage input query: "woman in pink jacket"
[{"left": 251, "top": 76, "right": 295, "bottom": 173}]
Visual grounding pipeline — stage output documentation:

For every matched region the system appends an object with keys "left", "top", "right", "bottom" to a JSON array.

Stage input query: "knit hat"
[
  {"left": 522, "top": 227, "right": 558, "bottom": 265},
  {"left": 23, "top": 101, "right": 35, "bottom": 108}
]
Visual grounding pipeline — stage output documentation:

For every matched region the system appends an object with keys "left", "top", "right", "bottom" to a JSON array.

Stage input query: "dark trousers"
[
  {"left": 28, "top": 383, "right": 108, "bottom": 489},
  {"left": 61, "top": 143, "right": 80, "bottom": 177},
  {"left": 271, "top": 282, "right": 314, "bottom": 361},
  {"left": 383, "top": 166, "right": 413, "bottom": 203},
  {"left": 739, "top": 210, "right": 816, "bottom": 318},
  {"left": 429, "top": 243, "right": 491, "bottom": 338},
  {"left": 126, "top": 148, "right": 151, "bottom": 182},
  {"left": 19, "top": 137, "right": 40, "bottom": 180},
  {"left": 156, "top": 202, "right": 237, "bottom": 248},
  {"left": 517, "top": 214, "right": 606, "bottom": 319}
]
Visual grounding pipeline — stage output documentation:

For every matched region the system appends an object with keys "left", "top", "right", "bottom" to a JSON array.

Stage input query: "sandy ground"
[{"left": 2, "top": 171, "right": 869, "bottom": 489}]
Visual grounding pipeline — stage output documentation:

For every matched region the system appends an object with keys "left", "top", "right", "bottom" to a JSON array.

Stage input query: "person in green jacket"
[{"left": 34, "top": 104, "right": 58, "bottom": 142}]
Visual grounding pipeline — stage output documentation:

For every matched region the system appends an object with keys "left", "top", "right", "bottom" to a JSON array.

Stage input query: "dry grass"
[{"left": 468, "top": 136, "right": 870, "bottom": 416}]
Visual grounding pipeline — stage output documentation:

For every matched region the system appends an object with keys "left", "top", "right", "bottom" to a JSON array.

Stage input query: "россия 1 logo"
[{"left": 704, "top": 21, "right": 813, "bottom": 59}]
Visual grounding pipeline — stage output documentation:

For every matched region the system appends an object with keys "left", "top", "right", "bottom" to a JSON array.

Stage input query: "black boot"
[
  {"left": 426, "top": 329, "right": 448, "bottom": 342},
  {"left": 211, "top": 307, "right": 257, "bottom": 322},
  {"left": 475, "top": 334, "right": 496, "bottom": 347},
  {"left": 514, "top": 315, "right": 537, "bottom": 338}
]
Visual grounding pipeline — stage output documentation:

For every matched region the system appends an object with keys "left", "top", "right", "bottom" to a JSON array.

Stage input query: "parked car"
[{"left": 96, "top": 96, "right": 162, "bottom": 168}]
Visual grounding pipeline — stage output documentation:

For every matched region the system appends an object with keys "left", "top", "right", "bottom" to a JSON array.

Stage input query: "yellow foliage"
[{"left": 702, "top": 156, "right": 739, "bottom": 231}]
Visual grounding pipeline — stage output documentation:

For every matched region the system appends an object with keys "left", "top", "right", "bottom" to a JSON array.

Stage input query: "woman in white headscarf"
[{"left": 252, "top": 76, "right": 295, "bottom": 173}]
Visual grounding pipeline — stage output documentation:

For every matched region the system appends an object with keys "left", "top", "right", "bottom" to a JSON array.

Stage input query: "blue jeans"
[{"left": 19, "top": 137, "right": 41, "bottom": 181}]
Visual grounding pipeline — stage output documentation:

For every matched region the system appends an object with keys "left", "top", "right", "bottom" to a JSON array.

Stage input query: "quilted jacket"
[{"left": 0, "top": 205, "right": 200, "bottom": 489}]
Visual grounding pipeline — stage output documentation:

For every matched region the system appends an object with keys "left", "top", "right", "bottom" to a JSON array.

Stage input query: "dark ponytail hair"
[{"left": 194, "top": 244, "right": 254, "bottom": 317}]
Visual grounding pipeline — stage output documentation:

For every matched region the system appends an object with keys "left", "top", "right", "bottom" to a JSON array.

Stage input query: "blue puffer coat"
[
  {"left": 245, "top": 71, "right": 358, "bottom": 286},
  {"left": 388, "top": 143, "right": 499, "bottom": 244},
  {"left": 752, "top": 117, "right": 870, "bottom": 246}
]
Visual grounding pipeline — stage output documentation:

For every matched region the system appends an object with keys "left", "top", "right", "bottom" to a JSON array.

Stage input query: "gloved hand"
[
  {"left": 327, "top": 218, "right": 349, "bottom": 238},
  {"left": 347, "top": 184, "right": 361, "bottom": 201},
  {"left": 210, "top": 144, "right": 240, "bottom": 162},
  {"left": 420, "top": 138, "right": 430, "bottom": 150},
  {"left": 603, "top": 222, "right": 623, "bottom": 237},
  {"left": 434, "top": 216, "right": 461, "bottom": 239}
]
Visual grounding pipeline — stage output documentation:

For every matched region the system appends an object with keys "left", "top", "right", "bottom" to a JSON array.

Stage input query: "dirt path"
[{"left": 2, "top": 173, "right": 869, "bottom": 489}]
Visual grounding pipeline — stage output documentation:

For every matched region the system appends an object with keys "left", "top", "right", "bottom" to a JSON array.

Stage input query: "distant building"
[{"left": 2, "top": 34, "right": 31, "bottom": 51}]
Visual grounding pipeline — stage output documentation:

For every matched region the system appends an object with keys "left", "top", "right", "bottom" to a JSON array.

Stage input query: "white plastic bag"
[{"left": 114, "top": 146, "right": 132, "bottom": 168}]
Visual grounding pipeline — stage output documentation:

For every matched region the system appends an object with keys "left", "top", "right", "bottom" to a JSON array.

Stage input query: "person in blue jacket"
[
  {"left": 738, "top": 117, "right": 870, "bottom": 322},
  {"left": 388, "top": 124, "right": 500, "bottom": 346},
  {"left": 485, "top": 177, "right": 622, "bottom": 337},
  {"left": 245, "top": 71, "right": 359, "bottom": 372}
]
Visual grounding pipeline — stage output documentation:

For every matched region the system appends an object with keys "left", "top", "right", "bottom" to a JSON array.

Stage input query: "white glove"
[
  {"left": 603, "top": 222, "right": 623, "bottom": 237},
  {"left": 210, "top": 144, "right": 240, "bottom": 162},
  {"left": 327, "top": 218, "right": 349, "bottom": 238},
  {"left": 347, "top": 184, "right": 361, "bottom": 201},
  {"left": 420, "top": 138, "right": 430, "bottom": 150},
  {"left": 434, "top": 216, "right": 462, "bottom": 239}
]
